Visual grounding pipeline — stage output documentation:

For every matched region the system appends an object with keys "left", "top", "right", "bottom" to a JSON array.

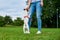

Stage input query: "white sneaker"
[{"left": 36, "top": 31, "right": 41, "bottom": 34}]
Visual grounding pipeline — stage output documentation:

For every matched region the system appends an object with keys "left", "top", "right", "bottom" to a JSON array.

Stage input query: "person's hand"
[{"left": 40, "top": 1, "right": 43, "bottom": 7}]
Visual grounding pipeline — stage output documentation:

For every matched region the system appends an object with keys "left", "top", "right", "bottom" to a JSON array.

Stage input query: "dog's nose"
[{"left": 23, "top": 9, "right": 25, "bottom": 10}]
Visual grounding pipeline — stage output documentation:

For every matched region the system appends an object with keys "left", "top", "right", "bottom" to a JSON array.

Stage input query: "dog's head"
[{"left": 24, "top": 9, "right": 28, "bottom": 12}]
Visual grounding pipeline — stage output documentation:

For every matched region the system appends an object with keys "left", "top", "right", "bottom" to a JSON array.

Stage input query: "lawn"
[{"left": 0, "top": 26, "right": 60, "bottom": 40}]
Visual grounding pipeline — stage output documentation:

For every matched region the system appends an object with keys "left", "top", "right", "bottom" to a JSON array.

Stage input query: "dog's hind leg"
[{"left": 23, "top": 24, "right": 26, "bottom": 33}]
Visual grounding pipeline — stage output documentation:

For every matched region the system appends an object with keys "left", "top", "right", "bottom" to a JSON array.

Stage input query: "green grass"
[{"left": 0, "top": 26, "right": 60, "bottom": 40}]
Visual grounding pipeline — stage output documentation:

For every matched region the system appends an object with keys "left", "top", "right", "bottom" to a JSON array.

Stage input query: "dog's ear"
[{"left": 27, "top": 9, "right": 28, "bottom": 12}]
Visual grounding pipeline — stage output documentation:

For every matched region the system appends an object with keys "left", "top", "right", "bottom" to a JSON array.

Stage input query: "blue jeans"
[{"left": 28, "top": 1, "right": 42, "bottom": 31}]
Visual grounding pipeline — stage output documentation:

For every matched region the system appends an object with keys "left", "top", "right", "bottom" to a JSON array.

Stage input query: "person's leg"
[
  {"left": 36, "top": 1, "right": 42, "bottom": 33},
  {"left": 28, "top": 3, "right": 35, "bottom": 28}
]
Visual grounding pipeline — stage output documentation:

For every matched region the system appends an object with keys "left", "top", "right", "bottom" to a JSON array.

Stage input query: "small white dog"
[{"left": 23, "top": 8, "right": 30, "bottom": 34}]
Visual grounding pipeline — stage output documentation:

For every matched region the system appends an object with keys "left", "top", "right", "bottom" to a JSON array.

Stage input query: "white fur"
[{"left": 23, "top": 10, "right": 30, "bottom": 33}]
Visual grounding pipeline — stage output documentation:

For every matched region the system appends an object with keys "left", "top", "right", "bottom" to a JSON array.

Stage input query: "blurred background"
[{"left": 0, "top": 0, "right": 60, "bottom": 28}]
